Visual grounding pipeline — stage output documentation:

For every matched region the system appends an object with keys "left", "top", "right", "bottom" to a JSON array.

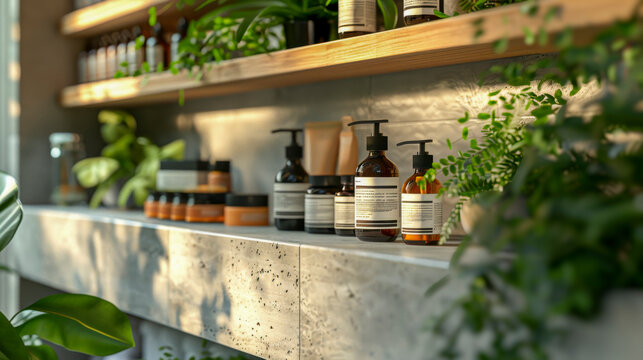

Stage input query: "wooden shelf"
[
  {"left": 60, "top": 0, "right": 639, "bottom": 108},
  {"left": 61, "top": 0, "right": 172, "bottom": 37}
]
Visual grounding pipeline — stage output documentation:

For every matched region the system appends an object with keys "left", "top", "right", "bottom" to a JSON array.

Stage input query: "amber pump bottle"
[
  {"left": 272, "top": 129, "right": 309, "bottom": 231},
  {"left": 348, "top": 120, "right": 400, "bottom": 242},
  {"left": 397, "top": 140, "right": 442, "bottom": 245}
]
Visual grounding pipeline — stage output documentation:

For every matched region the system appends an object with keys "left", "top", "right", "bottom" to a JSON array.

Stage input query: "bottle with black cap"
[
  {"left": 334, "top": 175, "right": 355, "bottom": 236},
  {"left": 398, "top": 139, "right": 442, "bottom": 245},
  {"left": 272, "top": 129, "right": 309, "bottom": 231},
  {"left": 347, "top": 120, "right": 400, "bottom": 242},
  {"left": 305, "top": 175, "right": 341, "bottom": 234}
]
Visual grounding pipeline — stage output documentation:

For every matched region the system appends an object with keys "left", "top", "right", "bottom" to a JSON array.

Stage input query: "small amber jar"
[
  {"left": 185, "top": 193, "right": 226, "bottom": 223},
  {"left": 207, "top": 161, "right": 232, "bottom": 193},
  {"left": 144, "top": 191, "right": 161, "bottom": 218},
  {"left": 157, "top": 193, "right": 173, "bottom": 220},
  {"left": 170, "top": 193, "right": 189, "bottom": 221},
  {"left": 224, "top": 194, "right": 269, "bottom": 226}
]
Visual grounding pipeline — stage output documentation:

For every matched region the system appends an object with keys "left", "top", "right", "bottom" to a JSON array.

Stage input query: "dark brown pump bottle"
[
  {"left": 347, "top": 120, "right": 400, "bottom": 242},
  {"left": 272, "top": 129, "right": 309, "bottom": 231}
]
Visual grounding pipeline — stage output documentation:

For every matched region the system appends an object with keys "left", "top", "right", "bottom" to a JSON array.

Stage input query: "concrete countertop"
[{"left": 9, "top": 206, "right": 455, "bottom": 359}]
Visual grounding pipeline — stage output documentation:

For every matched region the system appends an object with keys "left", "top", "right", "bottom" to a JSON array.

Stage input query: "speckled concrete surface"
[{"left": 8, "top": 206, "right": 453, "bottom": 359}]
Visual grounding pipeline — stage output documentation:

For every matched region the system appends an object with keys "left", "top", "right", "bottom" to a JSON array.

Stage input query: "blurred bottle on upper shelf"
[
  {"left": 117, "top": 29, "right": 130, "bottom": 76},
  {"left": 338, "top": 0, "right": 376, "bottom": 39},
  {"left": 86, "top": 37, "right": 98, "bottom": 82},
  {"left": 170, "top": 18, "right": 188, "bottom": 65},
  {"left": 106, "top": 32, "right": 119, "bottom": 79},
  {"left": 147, "top": 23, "right": 168, "bottom": 72},
  {"left": 127, "top": 26, "right": 145, "bottom": 75},
  {"left": 95, "top": 35, "right": 108, "bottom": 80},
  {"left": 403, "top": 0, "right": 444, "bottom": 25}
]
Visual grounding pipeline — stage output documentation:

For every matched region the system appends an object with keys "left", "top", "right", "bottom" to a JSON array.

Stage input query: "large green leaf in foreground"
[
  {"left": 15, "top": 294, "right": 135, "bottom": 356},
  {"left": 0, "top": 171, "right": 22, "bottom": 254},
  {"left": 0, "top": 311, "right": 28, "bottom": 360}
]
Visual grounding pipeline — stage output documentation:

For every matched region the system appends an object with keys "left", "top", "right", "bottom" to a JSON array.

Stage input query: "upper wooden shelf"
[
  {"left": 60, "top": 0, "right": 639, "bottom": 108},
  {"left": 61, "top": 0, "right": 172, "bottom": 37}
]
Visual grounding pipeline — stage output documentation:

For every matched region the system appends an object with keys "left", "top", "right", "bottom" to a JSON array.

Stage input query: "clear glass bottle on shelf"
[{"left": 49, "top": 133, "right": 86, "bottom": 206}]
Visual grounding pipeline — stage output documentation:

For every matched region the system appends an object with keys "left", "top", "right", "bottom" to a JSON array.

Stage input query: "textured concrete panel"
[
  {"left": 9, "top": 207, "right": 170, "bottom": 324},
  {"left": 300, "top": 244, "right": 452, "bottom": 360},
  {"left": 168, "top": 229, "right": 300, "bottom": 360}
]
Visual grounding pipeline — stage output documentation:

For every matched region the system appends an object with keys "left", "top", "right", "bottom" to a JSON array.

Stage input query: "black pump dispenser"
[
  {"left": 397, "top": 140, "right": 434, "bottom": 169},
  {"left": 272, "top": 129, "right": 303, "bottom": 159},
  {"left": 347, "top": 120, "right": 389, "bottom": 151}
]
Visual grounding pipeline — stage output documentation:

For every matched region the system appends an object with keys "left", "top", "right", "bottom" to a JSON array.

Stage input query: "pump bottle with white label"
[
  {"left": 272, "top": 129, "right": 309, "bottom": 231},
  {"left": 397, "top": 139, "right": 442, "bottom": 245},
  {"left": 348, "top": 120, "right": 400, "bottom": 242}
]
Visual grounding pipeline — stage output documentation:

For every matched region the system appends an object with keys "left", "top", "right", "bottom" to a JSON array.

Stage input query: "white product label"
[
  {"left": 401, "top": 193, "right": 442, "bottom": 235},
  {"left": 404, "top": 0, "right": 443, "bottom": 17},
  {"left": 96, "top": 48, "right": 106, "bottom": 80},
  {"left": 305, "top": 194, "right": 335, "bottom": 228},
  {"left": 354, "top": 177, "right": 399, "bottom": 229},
  {"left": 147, "top": 44, "right": 165, "bottom": 71},
  {"left": 334, "top": 196, "right": 355, "bottom": 230},
  {"left": 127, "top": 41, "right": 144, "bottom": 74},
  {"left": 156, "top": 170, "right": 207, "bottom": 191},
  {"left": 274, "top": 183, "right": 309, "bottom": 219},
  {"left": 338, "top": 0, "right": 376, "bottom": 34}
]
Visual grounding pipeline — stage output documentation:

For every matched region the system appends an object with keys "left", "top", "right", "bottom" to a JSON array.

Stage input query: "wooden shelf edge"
[
  {"left": 59, "top": 0, "right": 639, "bottom": 108},
  {"left": 61, "top": 0, "right": 171, "bottom": 37}
]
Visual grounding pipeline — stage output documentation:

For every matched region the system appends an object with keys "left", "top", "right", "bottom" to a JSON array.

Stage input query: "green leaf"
[
  {"left": 433, "top": 9, "right": 449, "bottom": 19},
  {"left": 118, "top": 176, "right": 150, "bottom": 208},
  {"left": 148, "top": 6, "right": 157, "bottom": 26},
  {"left": 523, "top": 26, "right": 534, "bottom": 45},
  {"left": 0, "top": 172, "right": 23, "bottom": 254},
  {"left": 457, "top": 112, "right": 470, "bottom": 123},
  {"left": 159, "top": 140, "right": 186, "bottom": 160},
  {"left": 15, "top": 294, "right": 134, "bottom": 356},
  {"left": 446, "top": 138, "right": 452, "bottom": 150},
  {"left": 26, "top": 345, "right": 58, "bottom": 360},
  {"left": 135, "top": 35, "right": 145, "bottom": 50},
  {"left": 462, "top": 127, "right": 469, "bottom": 140},
  {"left": 377, "top": 0, "right": 398, "bottom": 30},
  {"left": 440, "top": 158, "right": 449, "bottom": 166},
  {"left": 478, "top": 112, "right": 491, "bottom": 120},
  {"left": 89, "top": 174, "right": 120, "bottom": 209},
  {"left": 0, "top": 311, "right": 29, "bottom": 360},
  {"left": 72, "top": 157, "right": 120, "bottom": 188},
  {"left": 178, "top": 89, "right": 185, "bottom": 106},
  {"left": 493, "top": 38, "right": 508, "bottom": 53}
]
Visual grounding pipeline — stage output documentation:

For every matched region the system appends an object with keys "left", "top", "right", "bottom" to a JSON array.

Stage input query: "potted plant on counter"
[{"left": 72, "top": 110, "right": 185, "bottom": 208}]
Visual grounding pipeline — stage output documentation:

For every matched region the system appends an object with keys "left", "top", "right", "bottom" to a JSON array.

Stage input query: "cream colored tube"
[
  {"left": 337, "top": 115, "right": 359, "bottom": 175},
  {"left": 304, "top": 120, "right": 342, "bottom": 175}
]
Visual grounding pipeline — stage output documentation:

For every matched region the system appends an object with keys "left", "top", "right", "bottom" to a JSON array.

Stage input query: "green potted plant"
[
  {"left": 0, "top": 172, "right": 135, "bottom": 359},
  {"left": 72, "top": 110, "right": 185, "bottom": 208},
  {"left": 426, "top": 1, "right": 643, "bottom": 358}
]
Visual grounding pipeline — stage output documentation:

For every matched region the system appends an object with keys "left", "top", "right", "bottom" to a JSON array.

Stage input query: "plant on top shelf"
[
  {"left": 425, "top": 1, "right": 643, "bottom": 358},
  {"left": 0, "top": 172, "right": 135, "bottom": 359},
  {"left": 72, "top": 110, "right": 185, "bottom": 208}
]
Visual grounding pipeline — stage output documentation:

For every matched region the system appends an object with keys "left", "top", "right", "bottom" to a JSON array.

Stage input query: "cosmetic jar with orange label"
[
  {"left": 185, "top": 193, "right": 226, "bottom": 223},
  {"left": 224, "top": 194, "right": 269, "bottom": 226},
  {"left": 157, "top": 193, "right": 173, "bottom": 220},
  {"left": 170, "top": 193, "right": 189, "bottom": 221},
  {"left": 144, "top": 191, "right": 161, "bottom": 218}
]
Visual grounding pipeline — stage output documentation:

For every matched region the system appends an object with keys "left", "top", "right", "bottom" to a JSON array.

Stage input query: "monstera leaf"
[
  {"left": 14, "top": 294, "right": 135, "bottom": 356},
  {"left": 0, "top": 172, "right": 22, "bottom": 254}
]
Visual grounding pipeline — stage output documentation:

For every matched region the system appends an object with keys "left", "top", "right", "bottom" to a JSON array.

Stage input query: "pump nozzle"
[
  {"left": 347, "top": 120, "right": 389, "bottom": 151},
  {"left": 272, "top": 128, "right": 303, "bottom": 159},
  {"left": 397, "top": 139, "right": 434, "bottom": 169}
]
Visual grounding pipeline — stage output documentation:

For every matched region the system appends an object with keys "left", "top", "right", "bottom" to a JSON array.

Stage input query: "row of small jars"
[{"left": 144, "top": 192, "right": 269, "bottom": 227}]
